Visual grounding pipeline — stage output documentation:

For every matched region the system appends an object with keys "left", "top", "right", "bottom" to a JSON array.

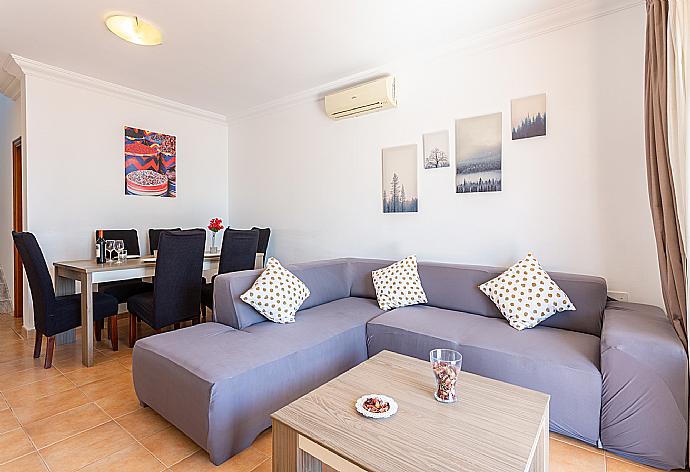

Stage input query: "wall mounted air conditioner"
[{"left": 325, "top": 76, "right": 397, "bottom": 120}]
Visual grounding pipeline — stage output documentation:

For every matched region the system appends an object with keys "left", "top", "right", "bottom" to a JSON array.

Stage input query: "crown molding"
[
  {"left": 8, "top": 55, "right": 227, "bottom": 125},
  {"left": 0, "top": 55, "right": 21, "bottom": 100},
  {"left": 227, "top": 0, "right": 644, "bottom": 124}
]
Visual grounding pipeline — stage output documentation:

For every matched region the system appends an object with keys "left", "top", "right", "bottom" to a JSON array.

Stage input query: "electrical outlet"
[{"left": 607, "top": 291, "right": 630, "bottom": 302}]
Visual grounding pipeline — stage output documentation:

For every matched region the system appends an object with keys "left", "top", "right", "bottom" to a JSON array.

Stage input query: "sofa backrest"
[
  {"left": 213, "top": 258, "right": 351, "bottom": 329},
  {"left": 214, "top": 257, "right": 608, "bottom": 336},
  {"left": 348, "top": 258, "right": 607, "bottom": 337}
]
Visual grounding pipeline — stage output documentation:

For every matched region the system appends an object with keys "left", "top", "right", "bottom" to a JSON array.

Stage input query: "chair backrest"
[
  {"left": 152, "top": 230, "right": 205, "bottom": 327},
  {"left": 219, "top": 229, "right": 260, "bottom": 274},
  {"left": 11, "top": 232, "right": 55, "bottom": 333},
  {"left": 99, "top": 229, "right": 140, "bottom": 256},
  {"left": 251, "top": 227, "right": 271, "bottom": 254},
  {"left": 148, "top": 228, "right": 181, "bottom": 254}
]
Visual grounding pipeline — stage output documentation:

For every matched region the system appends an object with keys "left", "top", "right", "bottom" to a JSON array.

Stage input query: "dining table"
[{"left": 53, "top": 252, "right": 265, "bottom": 367}]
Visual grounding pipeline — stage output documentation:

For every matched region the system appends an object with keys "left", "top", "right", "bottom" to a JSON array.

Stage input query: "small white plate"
[
  {"left": 141, "top": 257, "right": 157, "bottom": 263},
  {"left": 355, "top": 394, "right": 398, "bottom": 419}
]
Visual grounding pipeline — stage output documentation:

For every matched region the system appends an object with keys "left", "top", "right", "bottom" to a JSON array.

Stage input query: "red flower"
[{"left": 208, "top": 218, "right": 224, "bottom": 232}]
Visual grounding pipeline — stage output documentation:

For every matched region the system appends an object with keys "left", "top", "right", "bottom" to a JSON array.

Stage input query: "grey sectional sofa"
[{"left": 131, "top": 258, "right": 688, "bottom": 470}]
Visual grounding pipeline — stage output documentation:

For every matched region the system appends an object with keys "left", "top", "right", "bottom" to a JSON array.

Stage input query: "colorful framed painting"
[{"left": 124, "top": 126, "right": 177, "bottom": 198}]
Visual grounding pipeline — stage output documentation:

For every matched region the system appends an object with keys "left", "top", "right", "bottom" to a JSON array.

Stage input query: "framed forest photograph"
[
  {"left": 382, "top": 144, "right": 419, "bottom": 213},
  {"left": 511, "top": 93, "right": 547, "bottom": 140},
  {"left": 455, "top": 112, "right": 502, "bottom": 193}
]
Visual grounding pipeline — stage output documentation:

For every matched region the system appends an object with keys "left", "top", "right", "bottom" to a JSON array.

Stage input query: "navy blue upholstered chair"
[
  {"left": 252, "top": 227, "right": 271, "bottom": 263},
  {"left": 128, "top": 230, "right": 205, "bottom": 346},
  {"left": 12, "top": 231, "right": 120, "bottom": 368},
  {"left": 97, "top": 229, "right": 151, "bottom": 303},
  {"left": 201, "top": 229, "right": 259, "bottom": 311},
  {"left": 148, "top": 228, "right": 181, "bottom": 254},
  {"left": 95, "top": 229, "right": 151, "bottom": 342}
]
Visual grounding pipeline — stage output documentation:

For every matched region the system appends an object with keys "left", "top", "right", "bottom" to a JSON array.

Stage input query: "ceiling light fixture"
[{"left": 105, "top": 15, "right": 163, "bottom": 46}]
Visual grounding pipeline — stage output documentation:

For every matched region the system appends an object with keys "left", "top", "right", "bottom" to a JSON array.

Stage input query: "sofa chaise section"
[
  {"left": 367, "top": 305, "right": 602, "bottom": 445},
  {"left": 600, "top": 301, "right": 689, "bottom": 470},
  {"left": 133, "top": 295, "right": 383, "bottom": 465}
]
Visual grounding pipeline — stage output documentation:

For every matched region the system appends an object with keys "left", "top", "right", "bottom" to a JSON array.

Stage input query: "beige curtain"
[
  {"left": 668, "top": 0, "right": 688, "bottom": 245},
  {"left": 645, "top": 0, "right": 687, "bottom": 348}
]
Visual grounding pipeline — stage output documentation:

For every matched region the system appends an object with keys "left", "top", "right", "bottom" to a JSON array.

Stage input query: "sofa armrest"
[
  {"left": 212, "top": 269, "right": 265, "bottom": 329},
  {"left": 600, "top": 301, "right": 688, "bottom": 470}
]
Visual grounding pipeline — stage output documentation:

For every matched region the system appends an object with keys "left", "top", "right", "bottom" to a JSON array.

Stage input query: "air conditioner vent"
[{"left": 325, "top": 76, "right": 397, "bottom": 120}]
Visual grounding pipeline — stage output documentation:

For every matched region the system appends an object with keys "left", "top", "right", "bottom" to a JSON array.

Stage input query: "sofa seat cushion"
[
  {"left": 243, "top": 296, "right": 384, "bottom": 339},
  {"left": 366, "top": 305, "right": 602, "bottom": 444},
  {"left": 132, "top": 297, "right": 383, "bottom": 465}
]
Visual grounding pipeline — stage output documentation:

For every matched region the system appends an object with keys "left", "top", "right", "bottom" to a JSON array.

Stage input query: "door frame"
[{"left": 12, "top": 137, "right": 22, "bottom": 319}]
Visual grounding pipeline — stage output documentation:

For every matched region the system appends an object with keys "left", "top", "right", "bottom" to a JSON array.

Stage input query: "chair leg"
[
  {"left": 192, "top": 316, "right": 200, "bottom": 326},
  {"left": 201, "top": 304, "right": 206, "bottom": 323},
  {"left": 173, "top": 322, "right": 180, "bottom": 330},
  {"left": 129, "top": 313, "right": 137, "bottom": 348},
  {"left": 44, "top": 336, "right": 55, "bottom": 369},
  {"left": 94, "top": 319, "right": 103, "bottom": 342},
  {"left": 33, "top": 332, "right": 43, "bottom": 358},
  {"left": 109, "top": 316, "right": 119, "bottom": 351}
]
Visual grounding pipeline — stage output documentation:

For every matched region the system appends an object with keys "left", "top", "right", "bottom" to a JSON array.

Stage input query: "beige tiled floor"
[{"left": 0, "top": 312, "right": 685, "bottom": 471}]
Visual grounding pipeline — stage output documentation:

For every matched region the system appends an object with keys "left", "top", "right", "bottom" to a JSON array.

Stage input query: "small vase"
[
  {"left": 210, "top": 233, "right": 219, "bottom": 253},
  {"left": 430, "top": 349, "right": 462, "bottom": 403}
]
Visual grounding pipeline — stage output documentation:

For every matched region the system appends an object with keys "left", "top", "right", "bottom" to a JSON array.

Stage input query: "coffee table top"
[{"left": 272, "top": 350, "right": 549, "bottom": 472}]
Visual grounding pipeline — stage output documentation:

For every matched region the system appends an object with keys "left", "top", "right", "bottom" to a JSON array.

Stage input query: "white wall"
[
  {"left": 228, "top": 6, "right": 664, "bottom": 307},
  {"left": 0, "top": 94, "right": 21, "bottom": 311},
  {"left": 21, "top": 73, "right": 228, "bottom": 328}
]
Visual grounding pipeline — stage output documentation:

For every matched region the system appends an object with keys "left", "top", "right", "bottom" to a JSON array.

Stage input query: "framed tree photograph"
[
  {"left": 511, "top": 94, "right": 547, "bottom": 140},
  {"left": 382, "top": 144, "right": 418, "bottom": 213},
  {"left": 423, "top": 130, "right": 450, "bottom": 169}
]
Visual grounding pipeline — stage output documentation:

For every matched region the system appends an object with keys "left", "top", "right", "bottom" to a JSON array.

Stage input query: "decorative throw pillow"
[
  {"left": 372, "top": 255, "right": 428, "bottom": 311},
  {"left": 479, "top": 253, "right": 576, "bottom": 330},
  {"left": 240, "top": 257, "right": 310, "bottom": 323}
]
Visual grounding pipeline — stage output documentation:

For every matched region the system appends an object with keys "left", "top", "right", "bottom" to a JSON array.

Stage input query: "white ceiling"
[{"left": 0, "top": 1, "right": 595, "bottom": 117}]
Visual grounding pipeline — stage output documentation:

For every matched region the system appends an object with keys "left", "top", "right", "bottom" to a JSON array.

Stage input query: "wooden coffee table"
[{"left": 272, "top": 350, "right": 550, "bottom": 472}]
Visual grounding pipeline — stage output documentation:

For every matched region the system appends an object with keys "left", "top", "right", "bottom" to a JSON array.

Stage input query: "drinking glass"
[
  {"left": 114, "top": 240, "right": 125, "bottom": 264},
  {"left": 430, "top": 349, "right": 462, "bottom": 403},
  {"left": 119, "top": 249, "right": 128, "bottom": 262},
  {"left": 105, "top": 240, "right": 115, "bottom": 262}
]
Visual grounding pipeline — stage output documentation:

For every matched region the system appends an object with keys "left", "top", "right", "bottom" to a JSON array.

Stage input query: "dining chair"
[
  {"left": 148, "top": 227, "right": 181, "bottom": 254},
  {"left": 201, "top": 229, "right": 259, "bottom": 312},
  {"left": 96, "top": 229, "right": 151, "bottom": 341},
  {"left": 251, "top": 227, "right": 271, "bottom": 264},
  {"left": 12, "top": 231, "right": 120, "bottom": 368},
  {"left": 128, "top": 229, "right": 205, "bottom": 346},
  {"left": 96, "top": 230, "right": 150, "bottom": 296},
  {"left": 100, "top": 229, "right": 140, "bottom": 255}
]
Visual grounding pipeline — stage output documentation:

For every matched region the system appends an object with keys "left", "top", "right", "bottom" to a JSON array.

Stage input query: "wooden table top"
[
  {"left": 272, "top": 350, "right": 549, "bottom": 472},
  {"left": 53, "top": 253, "right": 264, "bottom": 274},
  {"left": 53, "top": 254, "right": 218, "bottom": 273}
]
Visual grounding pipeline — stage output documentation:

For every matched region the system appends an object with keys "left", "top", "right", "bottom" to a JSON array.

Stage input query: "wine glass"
[
  {"left": 105, "top": 240, "right": 115, "bottom": 262},
  {"left": 114, "top": 240, "right": 125, "bottom": 264}
]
